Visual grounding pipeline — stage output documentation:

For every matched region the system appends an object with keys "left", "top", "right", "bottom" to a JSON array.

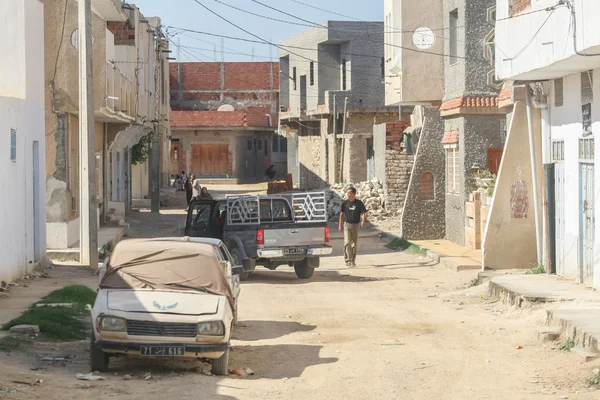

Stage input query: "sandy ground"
[{"left": 1, "top": 189, "right": 599, "bottom": 399}]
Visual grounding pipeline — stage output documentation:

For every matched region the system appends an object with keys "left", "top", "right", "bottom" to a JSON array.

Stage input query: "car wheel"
[
  {"left": 212, "top": 347, "right": 229, "bottom": 376},
  {"left": 294, "top": 259, "right": 315, "bottom": 279},
  {"left": 90, "top": 330, "right": 109, "bottom": 372},
  {"left": 230, "top": 247, "right": 253, "bottom": 281}
]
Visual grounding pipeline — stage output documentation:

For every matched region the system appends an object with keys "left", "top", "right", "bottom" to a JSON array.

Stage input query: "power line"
[{"left": 213, "top": 0, "right": 314, "bottom": 28}]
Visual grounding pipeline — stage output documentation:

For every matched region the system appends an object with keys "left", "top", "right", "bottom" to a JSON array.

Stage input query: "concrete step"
[
  {"left": 570, "top": 346, "right": 599, "bottom": 362},
  {"left": 536, "top": 326, "right": 561, "bottom": 342},
  {"left": 547, "top": 308, "right": 600, "bottom": 354}
]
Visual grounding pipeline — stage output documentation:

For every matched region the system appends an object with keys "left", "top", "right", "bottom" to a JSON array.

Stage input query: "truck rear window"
[{"left": 259, "top": 199, "right": 292, "bottom": 222}]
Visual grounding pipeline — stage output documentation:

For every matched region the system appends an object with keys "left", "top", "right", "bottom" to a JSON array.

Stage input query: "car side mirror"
[{"left": 231, "top": 265, "right": 244, "bottom": 276}]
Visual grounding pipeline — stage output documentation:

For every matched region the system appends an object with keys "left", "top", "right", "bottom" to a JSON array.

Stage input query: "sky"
[{"left": 131, "top": 0, "right": 384, "bottom": 62}]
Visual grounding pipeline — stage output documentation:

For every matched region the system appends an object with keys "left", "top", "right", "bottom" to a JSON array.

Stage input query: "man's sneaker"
[
  {"left": 345, "top": 262, "right": 351, "bottom": 267},
  {"left": 350, "top": 261, "right": 356, "bottom": 267}
]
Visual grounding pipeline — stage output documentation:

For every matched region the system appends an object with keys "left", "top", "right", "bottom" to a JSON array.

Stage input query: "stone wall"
[
  {"left": 384, "top": 151, "right": 414, "bottom": 213},
  {"left": 401, "top": 107, "right": 446, "bottom": 240}
]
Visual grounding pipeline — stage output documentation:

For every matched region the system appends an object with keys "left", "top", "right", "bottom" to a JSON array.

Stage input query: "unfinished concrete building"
[{"left": 279, "top": 21, "right": 398, "bottom": 189}]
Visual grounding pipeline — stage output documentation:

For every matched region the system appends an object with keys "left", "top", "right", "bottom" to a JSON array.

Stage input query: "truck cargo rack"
[{"left": 226, "top": 191, "right": 327, "bottom": 225}]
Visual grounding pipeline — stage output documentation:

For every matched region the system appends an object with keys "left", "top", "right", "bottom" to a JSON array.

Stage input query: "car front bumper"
[{"left": 96, "top": 340, "right": 229, "bottom": 359}]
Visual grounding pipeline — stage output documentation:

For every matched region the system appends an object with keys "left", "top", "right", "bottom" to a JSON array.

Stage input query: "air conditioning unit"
[{"left": 389, "top": 55, "right": 402, "bottom": 75}]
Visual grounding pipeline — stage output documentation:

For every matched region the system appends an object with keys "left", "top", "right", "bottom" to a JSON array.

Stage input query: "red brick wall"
[
  {"left": 181, "top": 63, "right": 221, "bottom": 90},
  {"left": 107, "top": 22, "right": 135, "bottom": 42},
  {"left": 224, "top": 62, "right": 279, "bottom": 90},
  {"left": 512, "top": 0, "right": 531, "bottom": 15}
]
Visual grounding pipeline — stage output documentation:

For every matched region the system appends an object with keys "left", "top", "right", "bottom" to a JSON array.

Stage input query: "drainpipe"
[
  {"left": 265, "top": 114, "right": 272, "bottom": 127},
  {"left": 526, "top": 86, "right": 543, "bottom": 264}
]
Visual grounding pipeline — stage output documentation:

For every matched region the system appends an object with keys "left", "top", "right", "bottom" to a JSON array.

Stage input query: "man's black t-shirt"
[{"left": 341, "top": 199, "right": 367, "bottom": 224}]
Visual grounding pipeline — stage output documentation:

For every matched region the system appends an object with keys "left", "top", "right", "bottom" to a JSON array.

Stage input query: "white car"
[{"left": 91, "top": 237, "right": 243, "bottom": 375}]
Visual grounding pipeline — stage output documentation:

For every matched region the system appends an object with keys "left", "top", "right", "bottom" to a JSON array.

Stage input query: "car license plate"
[
  {"left": 284, "top": 247, "right": 306, "bottom": 255},
  {"left": 140, "top": 346, "right": 185, "bottom": 356}
]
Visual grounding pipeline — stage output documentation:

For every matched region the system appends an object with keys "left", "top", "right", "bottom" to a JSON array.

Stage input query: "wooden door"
[
  {"left": 487, "top": 148, "right": 503, "bottom": 175},
  {"left": 192, "top": 144, "right": 229, "bottom": 176}
]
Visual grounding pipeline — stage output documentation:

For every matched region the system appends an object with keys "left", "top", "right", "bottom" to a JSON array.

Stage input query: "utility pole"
[
  {"left": 150, "top": 28, "right": 163, "bottom": 214},
  {"left": 333, "top": 94, "right": 337, "bottom": 183},
  {"left": 78, "top": 0, "right": 98, "bottom": 268}
]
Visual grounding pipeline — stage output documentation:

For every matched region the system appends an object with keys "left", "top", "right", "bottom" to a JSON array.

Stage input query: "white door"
[{"left": 555, "top": 162, "right": 565, "bottom": 276}]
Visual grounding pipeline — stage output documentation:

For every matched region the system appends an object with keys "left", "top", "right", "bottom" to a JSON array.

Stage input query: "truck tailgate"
[{"left": 263, "top": 225, "right": 326, "bottom": 247}]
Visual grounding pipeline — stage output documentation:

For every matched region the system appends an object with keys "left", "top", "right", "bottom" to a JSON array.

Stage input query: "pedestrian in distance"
[
  {"left": 338, "top": 187, "right": 368, "bottom": 267},
  {"left": 184, "top": 174, "right": 193, "bottom": 208},
  {"left": 199, "top": 186, "right": 213, "bottom": 200},
  {"left": 191, "top": 175, "right": 202, "bottom": 199},
  {"left": 265, "top": 164, "right": 276, "bottom": 180}
]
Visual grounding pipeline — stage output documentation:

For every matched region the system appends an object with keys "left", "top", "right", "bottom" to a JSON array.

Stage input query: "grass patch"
[
  {"left": 590, "top": 369, "right": 600, "bottom": 389},
  {"left": 0, "top": 336, "right": 31, "bottom": 352},
  {"left": 386, "top": 238, "right": 428, "bottom": 256},
  {"left": 2, "top": 285, "right": 96, "bottom": 341},
  {"left": 558, "top": 338, "right": 575, "bottom": 351},
  {"left": 526, "top": 263, "right": 546, "bottom": 275}
]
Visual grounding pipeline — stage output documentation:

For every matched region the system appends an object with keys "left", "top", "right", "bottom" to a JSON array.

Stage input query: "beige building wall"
[{"left": 482, "top": 101, "right": 543, "bottom": 270}]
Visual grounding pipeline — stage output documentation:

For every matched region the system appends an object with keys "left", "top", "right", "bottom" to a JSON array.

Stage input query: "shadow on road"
[
  {"left": 242, "top": 270, "right": 405, "bottom": 285},
  {"left": 232, "top": 320, "right": 316, "bottom": 341},
  {"left": 230, "top": 344, "right": 337, "bottom": 379}
]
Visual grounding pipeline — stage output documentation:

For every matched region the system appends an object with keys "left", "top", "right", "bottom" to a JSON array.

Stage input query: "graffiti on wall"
[{"left": 510, "top": 167, "right": 529, "bottom": 219}]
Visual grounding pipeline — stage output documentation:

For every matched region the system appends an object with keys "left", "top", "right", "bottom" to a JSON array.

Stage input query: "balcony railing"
[{"left": 106, "top": 61, "right": 135, "bottom": 117}]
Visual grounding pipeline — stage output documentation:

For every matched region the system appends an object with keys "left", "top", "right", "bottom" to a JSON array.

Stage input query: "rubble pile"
[{"left": 326, "top": 178, "right": 394, "bottom": 222}]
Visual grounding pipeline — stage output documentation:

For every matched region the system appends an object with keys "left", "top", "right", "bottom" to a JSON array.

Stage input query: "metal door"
[
  {"left": 580, "top": 163, "right": 595, "bottom": 286},
  {"left": 554, "top": 163, "right": 566, "bottom": 276}
]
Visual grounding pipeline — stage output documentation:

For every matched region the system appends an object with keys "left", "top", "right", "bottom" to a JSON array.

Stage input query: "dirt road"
[{"left": 1, "top": 188, "right": 599, "bottom": 399}]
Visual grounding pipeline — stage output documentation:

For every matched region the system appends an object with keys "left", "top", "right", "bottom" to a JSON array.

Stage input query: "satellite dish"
[{"left": 217, "top": 105, "right": 235, "bottom": 112}]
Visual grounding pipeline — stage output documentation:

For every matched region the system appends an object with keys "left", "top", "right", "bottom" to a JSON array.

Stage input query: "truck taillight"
[
  {"left": 256, "top": 229, "right": 265, "bottom": 245},
  {"left": 325, "top": 226, "right": 330, "bottom": 243}
]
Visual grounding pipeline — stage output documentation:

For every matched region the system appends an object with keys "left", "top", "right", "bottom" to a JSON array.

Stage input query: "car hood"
[{"left": 107, "top": 290, "right": 220, "bottom": 316}]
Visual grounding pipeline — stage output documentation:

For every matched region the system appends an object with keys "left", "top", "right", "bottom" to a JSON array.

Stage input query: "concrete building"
[
  {"left": 279, "top": 21, "right": 398, "bottom": 189},
  {"left": 491, "top": 0, "right": 600, "bottom": 289},
  {"left": 0, "top": 0, "right": 46, "bottom": 283},
  {"left": 44, "top": 0, "right": 170, "bottom": 251},
  {"left": 169, "top": 62, "right": 282, "bottom": 182}
]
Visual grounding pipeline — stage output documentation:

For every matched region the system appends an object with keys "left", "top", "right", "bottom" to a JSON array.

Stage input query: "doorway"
[
  {"left": 367, "top": 138, "right": 375, "bottom": 180},
  {"left": 579, "top": 162, "right": 595, "bottom": 286},
  {"left": 554, "top": 162, "right": 565, "bottom": 276},
  {"left": 32, "top": 141, "right": 41, "bottom": 263}
]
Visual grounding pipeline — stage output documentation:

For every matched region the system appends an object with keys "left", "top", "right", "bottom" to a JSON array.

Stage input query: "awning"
[
  {"left": 109, "top": 125, "right": 153, "bottom": 152},
  {"left": 403, "top": 125, "right": 422, "bottom": 135}
]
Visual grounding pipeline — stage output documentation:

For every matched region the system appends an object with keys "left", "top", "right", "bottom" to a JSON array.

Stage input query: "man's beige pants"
[{"left": 344, "top": 223, "right": 359, "bottom": 264}]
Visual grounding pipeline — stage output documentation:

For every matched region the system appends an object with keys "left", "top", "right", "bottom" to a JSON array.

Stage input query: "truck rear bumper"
[{"left": 257, "top": 247, "right": 332, "bottom": 258}]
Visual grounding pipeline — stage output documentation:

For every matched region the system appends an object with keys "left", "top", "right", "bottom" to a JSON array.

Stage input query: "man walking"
[{"left": 339, "top": 187, "right": 367, "bottom": 267}]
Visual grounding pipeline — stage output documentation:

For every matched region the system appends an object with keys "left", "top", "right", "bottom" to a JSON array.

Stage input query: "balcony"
[
  {"left": 96, "top": 61, "right": 135, "bottom": 123},
  {"left": 91, "top": 0, "right": 126, "bottom": 22},
  {"left": 496, "top": 0, "right": 600, "bottom": 80}
]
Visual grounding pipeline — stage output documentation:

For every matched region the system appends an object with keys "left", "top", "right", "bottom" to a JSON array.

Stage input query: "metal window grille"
[
  {"left": 9, "top": 129, "right": 16, "bottom": 162},
  {"left": 582, "top": 71, "right": 594, "bottom": 104},
  {"left": 552, "top": 141, "right": 565, "bottom": 162},
  {"left": 554, "top": 78, "right": 564, "bottom": 107},
  {"left": 579, "top": 138, "right": 594, "bottom": 162}
]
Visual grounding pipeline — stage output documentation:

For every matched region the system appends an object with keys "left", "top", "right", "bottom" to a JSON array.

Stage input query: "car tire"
[
  {"left": 229, "top": 247, "right": 254, "bottom": 281},
  {"left": 90, "top": 330, "right": 109, "bottom": 372},
  {"left": 212, "top": 347, "right": 229, "bottom": 376},
  {"left": 294, "top": 259, "right": 315, "bottom": 279}
]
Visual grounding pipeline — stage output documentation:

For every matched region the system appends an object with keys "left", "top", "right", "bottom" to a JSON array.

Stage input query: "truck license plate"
[
  {"left": 140, "top": 346, "right": 185, "bottom": 356},
  {"left": 284, "top": 247, "right": 306, "bottom": 255}
]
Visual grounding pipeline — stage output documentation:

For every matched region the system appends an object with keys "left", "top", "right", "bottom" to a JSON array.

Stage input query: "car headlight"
[
  {"left": 100, "top": 316, "right": 127, "bottom": 332},
  {"left": 197, "top": 321, "right": 225, "bottom": 336}
]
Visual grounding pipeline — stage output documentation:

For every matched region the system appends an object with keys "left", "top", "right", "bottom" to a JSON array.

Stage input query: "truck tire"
[
  {"left": 211, "top": 348, "right": 229, "bottom": 376},
  {"left": 294, "top": 258, "right": 315, "bottom": 279},
  {"left": 90, "top": 330, "right": 109, "bottom": 372},
  {"left": 230, "top": 247, "right": 254, "bottom": 281}
]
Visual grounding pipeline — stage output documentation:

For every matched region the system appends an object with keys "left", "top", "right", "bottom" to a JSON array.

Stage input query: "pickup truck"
[{"left": 184, "top": 192, "right": 332, "bottom": 280}]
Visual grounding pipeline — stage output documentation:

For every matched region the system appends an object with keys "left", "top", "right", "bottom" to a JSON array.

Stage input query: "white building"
[
  {"left": 495, "top": 0, "right": 600, "bottom": 289},
  {"left": 0, "top": 0, "right": 46, "bottom": 283}
]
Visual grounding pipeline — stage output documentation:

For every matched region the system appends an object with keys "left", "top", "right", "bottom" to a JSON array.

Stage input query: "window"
[
  {"left": 446, "top": 147, "right": 460, "bottom": 194},
  {"left": 581, "top": 70, "right": 593, "bottom": 104},
  {"left": 579, "top": 138, "right": 594, "bottom": 161},
  {"left": 264, "top": 139, "right": 268, "bottom": 156},
  {"left": 342, "top": 59, "right": 347, "bottom": 91},
  {"left": 257, "top": 139, "right": 262, "bottom": 151},
  {"left": 552, "top": 141, "right": 564, "bottom": 162},
  {"left": 381, "top": 57, "right": 385, "bottom": 78},
  {"left": 554, "top": 78, "right": 564, "bottom": 107},
  {"left": 449, "top": 9, "right": 459, "bottom": 65},
  {"left": 420, "top": 172, "right": 435, "bottom": 200},
  {"left": 10, "top": 129, "right": 16, "bottom": 162},
  {"left": 247, "top": 139, "right": 253, "bottom": 151},
  {"left": 309, "top": 62, "right": 314, "bottom": 86},
  {"left": 292, "top": 67, "right": 297, "bottom": 90}
]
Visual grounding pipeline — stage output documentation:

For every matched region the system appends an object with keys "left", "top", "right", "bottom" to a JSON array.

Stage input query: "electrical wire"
[{"left": 51, "top": 0, "right": 70, "bottom": 110}]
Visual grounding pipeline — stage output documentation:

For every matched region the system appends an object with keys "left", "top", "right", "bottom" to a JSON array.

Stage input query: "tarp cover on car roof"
[{"left": 100, "top": 239, "right": 234, "bottom": 309}]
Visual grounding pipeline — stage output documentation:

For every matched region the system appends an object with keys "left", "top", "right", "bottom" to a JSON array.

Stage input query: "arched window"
[{"left": 420, "top": 171, "right": 435, "bottom": 200}]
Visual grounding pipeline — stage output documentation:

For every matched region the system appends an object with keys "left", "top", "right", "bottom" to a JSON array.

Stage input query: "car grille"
[{"left": 127, "top": 320, "right": 197, "bottom": 338}]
